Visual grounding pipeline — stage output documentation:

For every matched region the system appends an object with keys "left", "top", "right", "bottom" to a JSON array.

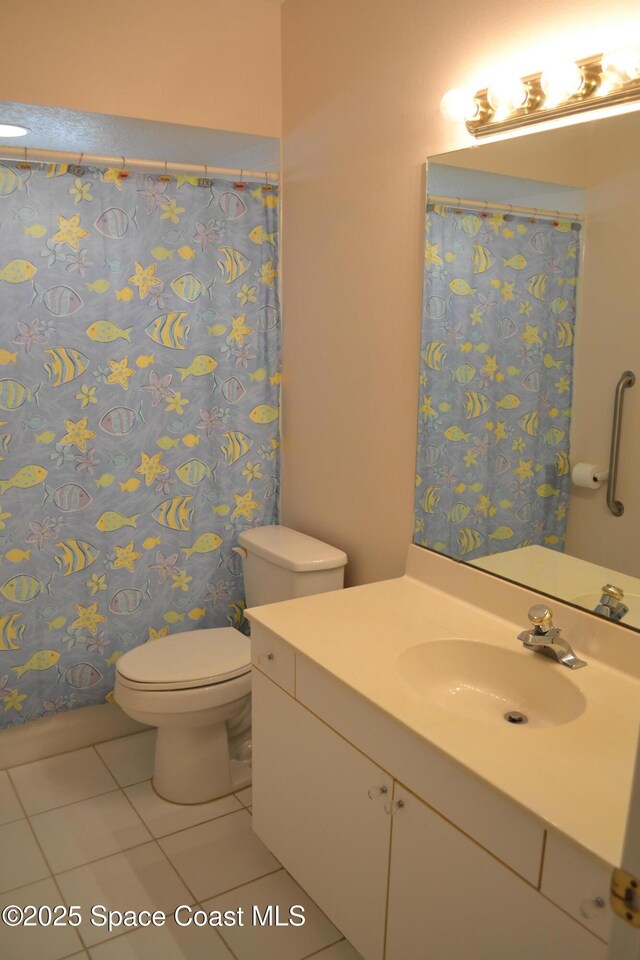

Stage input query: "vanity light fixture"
[
  {"left": 0, "top": 123, "right": 29, "bottom": 138},
  {"left": 441, "top": 44, "right": 640, "bottom": 137}
]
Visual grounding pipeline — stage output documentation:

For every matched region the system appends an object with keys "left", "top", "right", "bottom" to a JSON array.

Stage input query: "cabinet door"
[
  {"left": 386, "top": 784, "right": 606, "bottom": 960},
  {"left": 252, "top": 669, "right": 392, "bottom": 960}
]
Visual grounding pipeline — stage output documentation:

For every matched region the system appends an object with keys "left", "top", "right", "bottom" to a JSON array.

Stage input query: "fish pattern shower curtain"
[
  {"left": 415, "top": 202, "right": 580, "bottom": 560},
  {"left": 0, "top": 161, "right": 279, "bottom": 727}
]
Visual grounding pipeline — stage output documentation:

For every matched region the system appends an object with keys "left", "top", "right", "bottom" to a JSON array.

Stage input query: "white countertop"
[{"left": 247, "top": 562, "right": 640, "bottom": 867}]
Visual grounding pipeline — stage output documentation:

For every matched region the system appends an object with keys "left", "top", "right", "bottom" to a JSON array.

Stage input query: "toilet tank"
[{"left": 238, "top": 526, "right": 347, "bottom": 608}]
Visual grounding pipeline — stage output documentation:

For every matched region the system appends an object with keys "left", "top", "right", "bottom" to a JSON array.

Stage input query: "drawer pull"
[
  {"left": 258, "top": 653, "right": 275, "bottom": 665},
  {"left": 367, "top": 785, "right": 388, "bottom": 800},
  {"left": 384, "top": 799, "right": 405, "bottom": 816},
  {"left": 579, "top": 896, "right": 606, "bottom": 919}
]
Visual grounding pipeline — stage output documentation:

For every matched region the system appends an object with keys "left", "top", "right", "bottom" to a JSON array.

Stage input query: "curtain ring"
[
  {"left": 164, "top": 160, "right": 168, "bottom": 178},
  {"left": 121, "top": 156, "right": 126, "bottom": 170},
  {"left": 204, "top": 164, "right": 208, "bottom": 178},
  {"left": 24, "top": 146, "right": 27, "bottom": 163}
]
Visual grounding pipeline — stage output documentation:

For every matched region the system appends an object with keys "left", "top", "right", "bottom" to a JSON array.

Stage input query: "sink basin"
[
  {"left": 572, "top": 592, "right": 640, "bottom": 628},
  {"left": 397, "top": 639, "right": 586, "bottom": 728}
]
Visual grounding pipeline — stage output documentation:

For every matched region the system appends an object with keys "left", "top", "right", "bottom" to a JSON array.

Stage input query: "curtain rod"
[
  {"left": 427, "top": 194, "right": 584, "bottom": 222},
  {"left": 0, "top": 145, "right": 279, "bottom": 182}
]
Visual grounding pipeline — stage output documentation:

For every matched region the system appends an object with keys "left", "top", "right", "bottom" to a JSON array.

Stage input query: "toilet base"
[{"left": 152, "top": 718, "right": 250, "bottom": 805}]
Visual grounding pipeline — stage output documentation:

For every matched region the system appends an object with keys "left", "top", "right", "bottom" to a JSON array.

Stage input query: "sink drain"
[{"left": 504, "top": 710, "right": 528, "bottom": 725}]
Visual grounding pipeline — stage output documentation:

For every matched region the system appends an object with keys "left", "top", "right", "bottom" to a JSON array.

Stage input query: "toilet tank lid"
[{"left": 238, "top": 525, "right": 347, "bottom": 572}]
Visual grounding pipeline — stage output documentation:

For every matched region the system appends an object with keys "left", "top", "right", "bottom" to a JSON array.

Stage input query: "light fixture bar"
[{"left": 465, "top": 52, "right": 640, "bottom": 137}]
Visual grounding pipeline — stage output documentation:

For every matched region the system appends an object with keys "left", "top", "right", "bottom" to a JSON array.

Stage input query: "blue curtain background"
[
  {"left": 415, "top": 202, "right": 580, "bottom": 561},
  {"left": 0, "top": 161, "right": 279, "bottom": 726}
]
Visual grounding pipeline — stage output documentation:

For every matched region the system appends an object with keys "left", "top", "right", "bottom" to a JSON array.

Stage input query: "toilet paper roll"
[{"left": 571, "top": 463, "right": 607, "bottom": 489}]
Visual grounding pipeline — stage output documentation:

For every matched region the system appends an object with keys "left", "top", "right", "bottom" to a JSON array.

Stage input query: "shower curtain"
[
  {"left": 0, "top": 161, "right": 280, "bottom": 727},
  {"left": 415, "top": 201, "right": 580, "bottom": 560}
]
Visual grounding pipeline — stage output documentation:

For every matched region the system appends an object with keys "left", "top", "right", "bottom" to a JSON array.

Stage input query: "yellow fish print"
[
  {"left": 554, "top": 451, "right": 570, "bottom": 477},
  {"left": 544, "top": 427, "right": 565, "bottom": 447},
  {"left": 248, "top": 368, "right": 267, "bottom": 382},
  {"left": 152, "top": 496, "right": 193, "bottom": 531},
  {"left": 550, "top": 297, "right": 569, "bottom": 316},
  {"left": 449, "top": 278, "right": 475, "bottom": 296},
  {"left": 211, "top": 504, "right": 229, "bottom": 516},
  {"left": 0, "top": 379, "right": 37, "bottom": 411},
  {"left": 43, "top": 347, "right": 89, "bottom": 386},
  {"left": 188, "top": 607, "right": 206, "bottom": 621},
  {"left": 249, "top": 404, "right": 278, "bottom": 425},
  {"left": 452, "top": 363, "right": 475, "bottom": 385},
  {"left": 537, "top": 483, "right": 560, "bottom": 498},
  {"left": 518, "top": 411, "right": 539, "bottom": 436},
  {"left": 217, "top": 247, "right": 250, "bottom": 284},
  {"left": 47, "top": 616, "right": 67, "bottom": 630},
  {"left": 35, "top": 430, "right": 56, "bottom": 444},
  {"left": 151, "top": 246, "right": 175, "bottom": 261},
  {"left": 489, "top": 525, "right": 514, "bottom": 541},
  {"left": 23, "top": 224, "right": 47, "bottom": 238},
  {"left": 181, "top": 434, "right": 201, "bottom": 448},
  {"left": 145, "top": 312, "right": 190, "bottom": 349},
  {"left": 0, "top": 464, "right": 47, "bottom": 494},
  {"left": 176, "top": 459, "right": 211, "bottom": 486},
  {"left": 220, "top": 431, "right": 253, "bottom": 465},
  {"left": 86, "top": 320, "right": 132, "bottom": 342},
  {"left": 176, "top": 354, "right": 217, "bottom": 380},
  {"left": 116, "top": 287, "right": 134, "bottom": 302},
  {"left": 463, "top": 392, "right": 489, "bottom": 420},
  {"left": 13, "top": 649, "right": 59, "bottom": 678},
  {"left": 95, "top": 511, "right": 138, "bottom": 532},
  {"left": 0, "top": 350, "right": 17, "bottom": 365},
  {"left": 472, "top": 244, "right": 494, "bottom": 274},
  {"left": 1, "top": 574, "right": 51, "bottom": 603},
  {"left": 170, "top": 274, "right": 212, "bottom": 303},
  {"left": 249, "top": 226, "right": 277, "bottom": 246},
  {"left": 460, "top": 213, "right": 482, "bottom": 236},
  {"left": 421, "top": 486, "right": 440, "bottom": 513},
  {"left": 181, "top": 532, "right": 223, "bottom": 559},
  {"left": 0, "top": 259, "right": 37, "bottom": 284},
  {"left": 119, "top": 477, "right": 141, "bottom": 492},
  {"left": 555, "top": 320, "right": 574, "bottom": 348},
  {"left": 54, "top": 539, "right": 99, "bottom": 576},
  {"left": 163, "top": 611, "right": 185, "bottom": 624},
  {"left": 95, "top": 472, "right": 115, "bottom": 488},
  {"left": 526, "top": 273, "right": 548, "bottom": 301},
  {"left": 423, "top": 341, "right": 447, "bottom": 371},
  {"left": 105, "top": 651, "right": 122, "bottom": 667},
  {"left": 86, "top": 279, "right": 111, "bottom": 293},
  {"left": 444, "top": 426, "right": 471, "bottom": 442},
  {"left": 0, "top": 612, "right": 24, "bottom": 650},
  {"left": 178, "top": 245, "right": 196, "bottom": 260},
  {"left": 208, "top": 323, "right": 226, "bottom": 336},
  {"left": 447, "top": 503, "right": 470, "bottom": 523},
  {"left": 156, "top": 436, "right": 180, "bottom": 450},
  {"left": 503, "top": 255, "right": 527, "bottom": 270},
  {"left": 142, "top": 536, "right": 162, "bottom": 549},
  {"left": 552, "top": 220, "right": 572, "bottom": 233},
  {"left": 543, "top": 353, "right": 563, "bottom": 369},
  {"left": 457, "top": 528, "right": 484, "bottom": 555},
  {"left": 5, "top": 549, "right": 30, "bottom": 563},
  {"left": 496, "top": 394, "right": 521, "bottom": 410},
  {"left": 135, "top": 354, "right": 155, "bottom": 368}
]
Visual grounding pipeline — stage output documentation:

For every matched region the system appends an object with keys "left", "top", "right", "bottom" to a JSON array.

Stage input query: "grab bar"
[{"left": 607, "top": 370, "right": 635, "bottom": 517}]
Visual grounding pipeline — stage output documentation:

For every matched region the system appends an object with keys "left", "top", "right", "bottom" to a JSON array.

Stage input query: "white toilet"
[{"left": 114, "top": 526, "right": 347, "bottom": 804}]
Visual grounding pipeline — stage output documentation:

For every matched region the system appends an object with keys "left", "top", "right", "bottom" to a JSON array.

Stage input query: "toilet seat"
[{"left": 116, "top": 627, "right": 251, "bottom": 691}]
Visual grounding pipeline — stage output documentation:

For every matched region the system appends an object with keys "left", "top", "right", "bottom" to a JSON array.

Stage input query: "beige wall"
[
  {"left": 280, "top": 0, "right": 640, "bottom": 586},
  {"left": 3, "top": 0, "right": 282, "bottom": 138}
]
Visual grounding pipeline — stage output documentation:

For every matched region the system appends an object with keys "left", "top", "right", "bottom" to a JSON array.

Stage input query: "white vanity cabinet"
[
  {"left": 386, "top": 783, "right": 606, "bottom": 960},
  {"left": 251, "top": 614, "right": 615, "bottom": 960},
  {"left": 252, "top": 668, "right": 393, "bottom": 960}
]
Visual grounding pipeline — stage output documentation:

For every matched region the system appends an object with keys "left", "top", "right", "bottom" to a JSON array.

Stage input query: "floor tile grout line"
[
  {"left": 135, "top": 793, "right": 247, "bottom": 841},
  {"left": 194, "top": 902, "right": 243, "bottom": 960},
  {"left": 0, "top": 727, "right": 152, "bottom": 778},
  {"left": 50, "top": 870, "right": 88, "bottom": 955},
  {"left": 301, "top": 937, "right": 349, "bottom": 959},
  {"left": 4, "top": 765, "right": 62, "bottom": 890},
  {"left": 8, "top": 780, "right": 120, "bottom": 818},
  {"left": 198, "top": 864, "right": 285, "bottom": 906}
]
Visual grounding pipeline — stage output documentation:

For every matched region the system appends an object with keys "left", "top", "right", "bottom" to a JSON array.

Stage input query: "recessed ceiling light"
[{"left": 0, "top": 124, "right": 29, "bottom": 138}]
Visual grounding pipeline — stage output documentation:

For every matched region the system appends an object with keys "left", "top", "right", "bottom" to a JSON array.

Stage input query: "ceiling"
[{"left": 0, "top": 101, "right": 279, "bottom": 173}]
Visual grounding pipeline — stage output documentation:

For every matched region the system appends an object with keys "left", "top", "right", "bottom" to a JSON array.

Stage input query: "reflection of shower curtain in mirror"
[
  {"left": 0, "top": 162, "right": 279, "bottom": 728},
  {"left": 415, "top": 202, "right": 580, "bottom": 561}
]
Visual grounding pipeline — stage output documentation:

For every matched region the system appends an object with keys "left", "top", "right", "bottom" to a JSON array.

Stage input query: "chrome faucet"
[
  {"left": 518, "top": 604, "right": 587, "bottom": 669},
  {"left": 594, "top": 584, "right": 628, "bottom": 621}
]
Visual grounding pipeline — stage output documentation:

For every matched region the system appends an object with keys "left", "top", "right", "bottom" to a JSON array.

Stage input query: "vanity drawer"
[
  {"left": 251, "top": 624, "right": 296, "bottom": 694},
  {"left": 541, "top": 830, "right": 613, "bottom": 943}
]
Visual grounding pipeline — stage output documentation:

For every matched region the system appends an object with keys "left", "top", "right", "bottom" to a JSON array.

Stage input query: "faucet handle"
[
  {"left": 602, "top": 584, "right": 624, "bottom": 600},
  {"left": 527, "top": 604, "right": 554, "bottom": 631}
]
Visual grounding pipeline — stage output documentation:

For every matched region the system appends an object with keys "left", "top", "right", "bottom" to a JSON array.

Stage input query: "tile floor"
[{"left": 0, "top": 730, "right": 363, "bottom": 960}]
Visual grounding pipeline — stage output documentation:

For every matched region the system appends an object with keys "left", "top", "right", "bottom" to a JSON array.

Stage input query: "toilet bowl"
[
  {"left": 115, "top": 628, "right": 252, "bottom": 804},
  {"left": 115, "top": 525, "right": 347, "bottom": 805}
]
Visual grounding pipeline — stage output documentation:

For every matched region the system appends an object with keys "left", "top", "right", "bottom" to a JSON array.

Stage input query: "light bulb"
[
  {"left": 487, "top": 77, "right": 528, "bottom": 118},
  {"left": 0, "top": 124, "right": 29, "bottom": 138},
  {"left": 601, "top": 44, "right": 640, "bottom": 85},
  {"left": 440, "top": 88, "right": 479, "bottom": 123},
  {"left": 540, "top": 61, "right": 584, "bottom": 107}
]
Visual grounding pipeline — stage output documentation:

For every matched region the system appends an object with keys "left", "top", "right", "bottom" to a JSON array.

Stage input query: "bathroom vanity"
[{"left": 247, "top": 546, "right": 640, "bottom": 960}]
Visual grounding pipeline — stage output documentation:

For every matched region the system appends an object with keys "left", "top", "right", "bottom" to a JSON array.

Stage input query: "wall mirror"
[{"left": 416, "top": 109, "right": 640, "bottom": 631}]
